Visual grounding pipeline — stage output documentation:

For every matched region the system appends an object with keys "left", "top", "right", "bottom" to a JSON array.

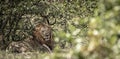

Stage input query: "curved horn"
[{"left": 46, "top": 18, "right": 56, "bottom": 25}]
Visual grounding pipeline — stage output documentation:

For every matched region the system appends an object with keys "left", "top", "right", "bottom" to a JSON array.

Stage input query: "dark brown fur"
[{"left": 33, "top": 23, "right": 54, "bottom": 52}]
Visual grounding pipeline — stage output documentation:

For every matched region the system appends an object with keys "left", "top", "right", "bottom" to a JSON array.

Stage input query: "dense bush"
[{"left": 0, "top": 0, "right": 120, "bottom": 59}]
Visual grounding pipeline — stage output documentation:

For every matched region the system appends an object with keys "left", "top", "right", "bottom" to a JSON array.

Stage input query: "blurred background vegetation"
[{"left": 0, "top": 0, "right": 120, "bottom": 59}]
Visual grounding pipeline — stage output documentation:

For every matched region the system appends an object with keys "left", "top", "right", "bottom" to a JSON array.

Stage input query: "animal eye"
[
  {"left": 42, "top": 31, "right": 44, "bottom": 32},
  {"left": 40, "top": 30, "right": 44, "bottom": 33}
]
